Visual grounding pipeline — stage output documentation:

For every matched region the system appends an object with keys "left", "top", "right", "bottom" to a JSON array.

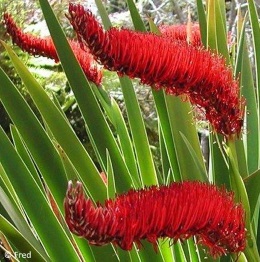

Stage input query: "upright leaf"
[
  {"left": 0, "top": 127, "right": 81, "bottom": 261},
  {"left": 0, "top": 66, "right": 67, "bottom": 210}
]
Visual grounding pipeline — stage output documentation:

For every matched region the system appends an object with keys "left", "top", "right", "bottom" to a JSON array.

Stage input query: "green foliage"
[{"left": 0, "top": 0, "right": 260, "bottom": 261}]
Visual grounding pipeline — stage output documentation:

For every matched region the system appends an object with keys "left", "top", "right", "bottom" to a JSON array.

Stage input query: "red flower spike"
[
  {"left": 64, "top": 181, "right": 246, "bottom": 258},
  {"left": 67, "top": 4, "right": 245, "bottom": 137},
  {"left": 159, "top": 24, "right": 202, "bottom": 47},
  {"left": 3, "top": 13, "right": 102, "bottom": 85}
]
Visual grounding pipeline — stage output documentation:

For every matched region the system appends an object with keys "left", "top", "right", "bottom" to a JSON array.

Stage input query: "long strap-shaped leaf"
[
  {"left": 0, "top": 186, "right": 48, "bottom": 261},
  {"left": 0, "top": 127, "right": 81, "bottom": 261},
  {"left": 235, "top": 17, "right": 257, "bottom": 175},
  {"left": 0, "top": 66, "right": 67, "bottom": 209},
  {"left": 214, "top": 0, "right": 230, "bottom": 63},
  {"left": 10, "top": 125, "right": 43, "bottom": 189},
  {"left": 119, "top": 77, "right": 158, "bottom": 186},
  {"left": 165, "top": 96, "right": 208, "bottom": 182},
  {"left": 196, "top": 0, "right": 207, "bottom": 46},
  {"left": 93, "top": 87, "right": 140, "bottom": 185},
  {"left": 247, "top": 0, "right": 260, "bottom": 168},
  {"left": 0, "top": 215, "right": 48, "bottom": 261},
  {"left": 1, "top": 42, "right": 106, "bottom": 202}
]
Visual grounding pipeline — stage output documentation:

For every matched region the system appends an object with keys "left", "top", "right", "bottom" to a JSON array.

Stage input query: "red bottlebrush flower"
[
  {"left": 67, "top": 4, "right": 245, "bottom": 137},
  {"left": 3, "top": 13, "right": 102, "bottom": 85},
  {"left": 64, "top": 180, "right": 246, "bottom": 258},
  {"left": 159, "top": 23, "right": 202, "bottom": 47}
]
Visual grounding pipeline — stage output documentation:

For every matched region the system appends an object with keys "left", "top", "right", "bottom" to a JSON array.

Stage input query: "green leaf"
[
  {"left": 0, "top": 164, "right": 23, "bottom": 212},
  {"left": 126, "top": 0, "right": 146, "bottom": 32},
  {"left": 0, "top": 187, "right": 48, "bottom": 261},
  {"left": 119, "top": 77, "right": 158, "bottom": 186},
  {"left": 54, "top": 141, "right": 79, "bottom": 182},
  {"left": 209, "top": 134, "right": 229, "bottom": 187},
  {"left": 235, "top": 18, "right": 258, "bottom": 174},
  {"left": 72, "top": 238, "right": 96, "bottom": 262},
  {"left": 2, "top": 42, "right": 106, "bottom": 201},
  {"left": 165, "top": 96, "right": 208, "bottom": 182},
  {"left": 214, "top": 0, "right": 230, "bottom": 62},
  {"left": 106, "top": 150, "right": 116, "bottom": 199},
  {"left": 0, "top": 127, "right": 81, "bottom": 261},
  {"left": 187, "top": 238, "right": 199, "bottom": 262},
  {"left": 225, "top": 141, "right": 260, "bottom": 261},
  {"left": 234, "top": 139, "right": 248, "bottom": 178},
  {"left": 148, "top": 20, "right": 181, "bottom": 183},
  {"left": 158, "top": 240, "right": 175, "bottom": 262},
  {"left": 90, "top": 245, "right": 120, "bottom": 262},
  {"left": 244, "top": 169, "right": 260, "bottom": 216},
  {"left": 0, "top": 215, "right": 49, "bottom": 262},
  {"left": 257, "top": 207, "right": 260, "bottom": 253},
  {"left": 94, "top": 0, "right": 112, "bottom": 29},
  {"left": 247, "top": 0, "right": 260, "bottom": 117},
  {"left": 196, "top": 0, "right": 207, "bottom": 46},
  {"left": 93, "top": 87, "right": 140, "bottom": 186},
  {"left": 206, "top": 0, "right": 217, "bottom": 50},
  {"left": 148, "top": 18, "right": 161, "bottom": 35},
  {"left": 226, "top": 141, "right": 251, "bottom": 225},
  {"left": 174, "top": 241, "right": 187, "bottom": 262},
  {"left": 0, "top": 66, "right": 67, "bottom": 210},
  {"left": 10, "top": 126, "right": 43, "bottom": 190},
  {"left": 158, "top": 125, "right": 171, "bottom": 184},
  {"left": 179, "top": 132, "right": 208, "bottom": 179}
]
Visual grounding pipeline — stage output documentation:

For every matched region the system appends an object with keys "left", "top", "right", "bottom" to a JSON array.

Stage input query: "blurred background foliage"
[{"left": 0, "top": 0, "right": 259, "bottom": 170}]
